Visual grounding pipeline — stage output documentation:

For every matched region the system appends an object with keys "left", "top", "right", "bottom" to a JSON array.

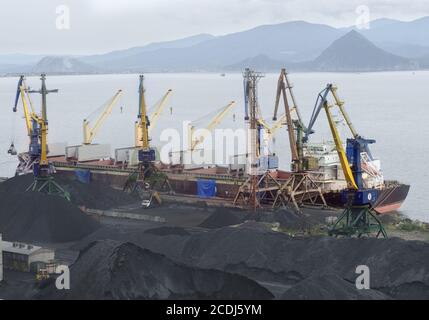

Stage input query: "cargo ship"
[
  {"left": 46, "top": 149, "right": 409, "bottom": 215},
  {"left": 300, "top": 141, "right": 410, "bottom": 214}
]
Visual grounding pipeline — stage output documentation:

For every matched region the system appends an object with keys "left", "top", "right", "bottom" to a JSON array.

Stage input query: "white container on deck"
[{"left": 66, "top": 144, "right": 111, "bottom": 162}]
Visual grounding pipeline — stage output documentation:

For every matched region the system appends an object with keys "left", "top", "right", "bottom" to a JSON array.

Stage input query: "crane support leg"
[
  {"left": 328, "top": 205, "right": 387, "bottom": 238},
  {"left": 27, "top": 176, "right": 71, "bottom": 201}
]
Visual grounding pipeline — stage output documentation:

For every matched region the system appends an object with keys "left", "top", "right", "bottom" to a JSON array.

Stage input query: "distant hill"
[
  {"left": 350, "top": 17, "right": 429, "bottom": 59},
  {"left": 85, "top": 21, "right": 343, "bottom": 72},
  {"left": 309, "top": 30, "right": 416, "bottom": 71},
  {"left": 32, "top": 56, "right": 99, "bottom": 74},
  {"left": 359, "top": 17, "right": 429, "bottom": 48},
  {"left": 225, "top": 54, "right": 285, "bottom": 71},
  {"left": 2, "top": 17, "right": 429, "bottom": 74},
  {"left": 82, "top": 33, "right": 215, "bottom": 67},
  {"left": 417, "top": 54, "right": 429, "bottom": 69}
]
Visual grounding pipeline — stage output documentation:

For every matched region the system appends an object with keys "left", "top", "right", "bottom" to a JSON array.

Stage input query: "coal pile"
[
  {"left": 38, "top": 240, "right": 274, "bottom": 300},
  {"left": 281, "top": 274, "right": 389, "bottom": 300},
  {"left": 0, "top": 174, "right": 137, "bottom": 210},
  {"left": 0, "top": 192, "right": 100, "bottom": 243},
  {"left": 174, "top": 226, "right": 429, "bottom": 299},
  {"left": 198, "top": 208, "right": 243, "bottom": 229},
  {"left": 144, "top": 226, "right": 190, "bottom": 236},
  {"left": 83, "top": 223, "right": 429, "bottom": 300},
  {"left": 258, "top": 209, "right": 313, "bottom": 230}
]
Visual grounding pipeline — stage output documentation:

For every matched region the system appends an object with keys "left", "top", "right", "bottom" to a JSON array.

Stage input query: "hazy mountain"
[
  {"left": 344, "top": 17, "right": 429, "bottom": 59},
  {"left": 360, "top": 17, "right": 429, "bottom": 47},
  {"left": 0, "top": 54, "right": 44, "bottom": 65},
  {"left": 309, "top": 30, "right": 415, "bottom": 72},
  {"left": 2, "top": 17, "right": 429, "bottom": 74},
  {"left": 32, "top": 56, "right": 99, "bottom": 74},
  {"left": 86, "top": 21, "right": 343, "bottom": 72},
  {"left": 418, "top": 54, "right": 429, "bottom": 69},
  {"left": 82, "top": 33, "right": 215, "bottom": 66},
  {"left": 225, "top": 54, "right": 286, "bottom": 71},
  {"left": 376, "top": 43, "right": 429, "bottom": 59}
]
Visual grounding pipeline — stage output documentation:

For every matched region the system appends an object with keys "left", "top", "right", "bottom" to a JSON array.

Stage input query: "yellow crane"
[
  {"left": 135, "top": 75, "right": 150, "bottom": 150},
  {"left": 189, "top": 101, "right": 236, "bottom": 151},
  {"left": 135, "top": 84, "right": 173, "bottom": 148},
  {"left": 256, "top": 114, "right": 287, "bottom": 138},
  {"left": 148, "top": 89, "right": 172, "bottom": 135},
  {"left": 13, "top": 76, "right": 38, "bottom": 138},
  {"left": 83, "top": 90, "right": 123, "bottom": 145},
  {"left": 124, "top": 75, "right": 172, "bottom": 197},
  {"left": 323, "top": 100, "right": 358, "bottom": 190},
  {"left": 24, "top": 74, "right": 69, "bottom": 199},
  {"left": 329, "top": 85, "right": 358, "bottom": 139}
]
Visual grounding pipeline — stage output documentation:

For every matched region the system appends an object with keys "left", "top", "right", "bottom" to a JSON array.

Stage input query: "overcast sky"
[{"left": 1, "top": 0, "right": 428, "bottom": 55}]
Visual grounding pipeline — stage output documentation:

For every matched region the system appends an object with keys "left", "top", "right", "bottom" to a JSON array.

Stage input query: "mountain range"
[{"left": 1, "top": 17, "right": 429, "bottom": 75}]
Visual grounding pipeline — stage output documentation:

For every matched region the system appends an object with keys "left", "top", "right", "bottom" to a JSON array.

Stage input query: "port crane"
[
  {"left": 83, "top": 90, "right": 123, "bottom": 145},
  {"left": 9, "top": 76, "right": 40, "bottom": 174},
  {"left": 23, "top": 74, "right": 70, "bottom": 200},
  {"left": 272, "top": 69, "right": 307, "bottom": 171},
  {"left": 271, "top": 69, "right": 327, "bottom": 211},
  {"left": 233, "top": 69, "right": 282, "bottom": 210},
  {"left": 9, "top": 76, "right": 38, "bottom": 156},
  {"left": 189, "top": 101, "right": 236, "bottom": 151},
  {"left": 124, "top": 75, "right": 172, "bottom": 199},
  {"left": 135, "top": 88, "right": 173, "bottom": 148},
  {"left": 307, "top": 84, "right": 386, "bottom": 237}
]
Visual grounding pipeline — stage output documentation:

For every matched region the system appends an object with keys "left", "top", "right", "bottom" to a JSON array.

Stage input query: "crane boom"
[
  {"left": 190, "top": 101, "right": 236, "bottom": 151},
  {"left": 83, "top": 90, "right": 123, "bottom": 145},
  {"left": 135, "top": 75, "right": 150, "bottom": 149},
  {"left": 14, "top": 76, "right": 39, "bottom": 137},
  {"left": 19, "top": 86, "right": 34, "bottom": 137},
  {"left": 323, "top": 101, "right": 358, "bottom": 190},
  {"left": 272, "top": 69, "right": 300, "bottom": 168},
  {"left": 330, "top": 85, "right": 358, "bottom": 138},
  {"left": 305, "top": 84, "right": 360, "bottom": 143},
  {"left": 149, "top": 89, "right": 172, "bottom": 134},
  {"left": 268, "top": 114, "right": 286, "bottom": 136},
  {"left": 304, "top": 84, "right": 331, "bottom": 143}
]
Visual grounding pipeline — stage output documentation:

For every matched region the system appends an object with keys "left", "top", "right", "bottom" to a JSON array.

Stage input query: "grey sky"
[{"left": 1, "top": 0, "right": 428, "bottom": 55}]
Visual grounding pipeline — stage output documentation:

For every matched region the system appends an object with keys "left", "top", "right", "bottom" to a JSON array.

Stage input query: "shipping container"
[
  {"left": 47, "top": 142, "right": 67, "bottom": 157},
  {"left": 66, "top": 144, "right": 111, "bottom": 162}
]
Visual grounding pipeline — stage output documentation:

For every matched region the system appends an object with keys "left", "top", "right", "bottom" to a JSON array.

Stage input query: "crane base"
[
  {"left": 124, "top": 163, "right": 172, "bottom": 197},
  {"left": 328, "top": 205, "right": 387, "bottom": 238},
  {"left": 27, "top": 176, "right": 71, "bottom": 201}
]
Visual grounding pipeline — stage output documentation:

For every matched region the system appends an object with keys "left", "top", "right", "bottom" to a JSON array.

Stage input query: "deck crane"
[
  {"left": 189, "top": 101, "right": 236, "bottom": 151},
  {"left": 83, "top": 90, "right": 123, "bottom": 145},
  {"left": 25, "top": 74, "right": 70, "bottom": 200},
  {"left": 311, "top": 86, "right": 386, "bottom": 237},
  {"left": 148, "top": 89, "right": 172, "bottom": 135}
]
